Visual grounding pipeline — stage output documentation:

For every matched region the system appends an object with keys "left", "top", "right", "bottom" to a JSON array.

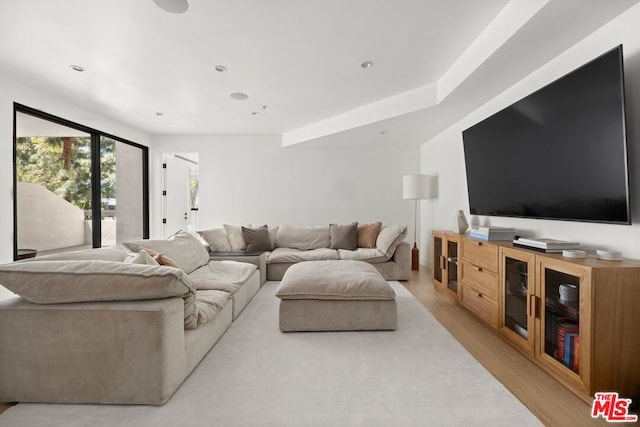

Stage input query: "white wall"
[
  {"left": 151, "top": 135, "right": 418, "bottom": 236},
  {"left": 420, "top": 3, "right": 640, "bottom": 264}
]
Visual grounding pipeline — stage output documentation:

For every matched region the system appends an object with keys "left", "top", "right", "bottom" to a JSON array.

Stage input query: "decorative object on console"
[
  {"left": 512, "top": 237, "right": 580, "bottom": 253},
  {"left": 451, "top": 210, "right": 469, "bottom": 234},
  {"left": 596, "top": 249, "right": 623, "bottom": 261},
  {"left": 403, "top": 174, "right": 436, "bottom": 270},
  {"left": 469, "top": 226, "right": 515, "bottom": 241},
  {"left": 562, "top": 249, "right": 586, "bottom": 259}
]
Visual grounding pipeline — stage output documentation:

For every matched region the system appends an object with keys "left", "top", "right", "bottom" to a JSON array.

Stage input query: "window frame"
[{"left": 12, "top": 103, "right": 149, "bottom": 260}]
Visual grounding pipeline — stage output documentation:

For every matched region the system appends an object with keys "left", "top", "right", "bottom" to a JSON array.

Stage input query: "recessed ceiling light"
[
  {"left": 215, "top": 65, "right": 227, "bottom": 72},
  {"left": 360, "top": 61, "right": 374, "bottom": 69},
  {"left": 153, "top": 0, "right": 189, "bottom": 14},
  {"left": 251, "top": 111, "right": 259, "bottom": 116},
  {"left": 70, "top": 65, "right": 85, "bottom": 72},
  {"left": 230, "top": 92, "right": 248, "bottom": 101}
]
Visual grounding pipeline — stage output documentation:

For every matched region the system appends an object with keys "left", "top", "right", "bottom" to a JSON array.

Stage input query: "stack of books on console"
[
  {"left": 469, "top": 226, "right": 516, "bottom": 241},
  {"left": 513, "top": 237, "right": 580, "bottom": 253}
]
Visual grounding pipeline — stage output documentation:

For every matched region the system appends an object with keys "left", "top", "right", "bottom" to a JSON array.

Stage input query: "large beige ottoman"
[{"left": 275, "top": 260, "right": 397, "bottom": 332}]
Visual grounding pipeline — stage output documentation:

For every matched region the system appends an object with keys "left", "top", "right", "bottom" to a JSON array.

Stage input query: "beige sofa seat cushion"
[
  {"left": 337, "top": 248, "right": 389, "bottom": 263},
  {"left": 195, "top": 290, "right": 230, "bottom": 326},
  {"left": 275, "top": 225, "right": 330, "bottom": 250},
  {"left": 275, "top": 260, "right": 395, "bottom": 301},
  {"left": 122, "top": 231, "right": 209, "bottom": 274},
  {"left": 188, "top": 261, "right": 257, "bottom": 293},
  {"left": 267, "top": 247, "right": 338, "bottom": 264}
]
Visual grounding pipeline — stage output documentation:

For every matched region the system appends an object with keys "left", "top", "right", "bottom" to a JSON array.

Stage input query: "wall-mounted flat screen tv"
[{"left": 462, "top": 45, "right": 630, "bottom": 224}]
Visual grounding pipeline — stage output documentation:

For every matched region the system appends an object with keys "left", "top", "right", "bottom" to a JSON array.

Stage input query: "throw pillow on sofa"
[
  {"left": 122, "top": 230, "right": 209, "bottom": 274},
  {"left": 242, "top": 225, "right": 272, "bottom": 251},
  {"left": 276, "top": 225, "right": 331, "bottom": 250},
  {"left": 376, "top": 225, "right": 407, "bottom": 258},
  {"left": 197, "top": 227, "right": 232, "bottom": 252},
  {"left": 329, "top": 223, "right": 358, "bottom": 250},
  {"left": 124, "top": 250, "right": 160, "bottom": 265},
  {"left": 141, "top": 248, "right": 179, "bottom": 267},
  {"left": 357, "top": 222, "right": 382, "bottom": 248},
  {"left": 224, "top": 224, "right": 247, "bottom": 251}
]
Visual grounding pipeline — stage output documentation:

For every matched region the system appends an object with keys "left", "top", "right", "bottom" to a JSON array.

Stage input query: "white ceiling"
[{"left": 1, "top": 0, "right": 639, "bottom": 147}]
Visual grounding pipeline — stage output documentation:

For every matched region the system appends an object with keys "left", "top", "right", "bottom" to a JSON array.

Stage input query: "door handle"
[{"left": 528, "top": 295, "right": 538, "bottom": 318}]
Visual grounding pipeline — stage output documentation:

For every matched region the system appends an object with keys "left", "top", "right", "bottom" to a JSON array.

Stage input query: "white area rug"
[{"left": 0, "top": 282, "right": 541, "bottom": 426}]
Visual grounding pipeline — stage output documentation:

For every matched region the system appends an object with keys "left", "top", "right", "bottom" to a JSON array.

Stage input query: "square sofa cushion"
[
  {"left": 197, "top": 227, "right": 232, "bottom": 252},
  {"left": 122, "top": 230, "right": 209, "bottom": 274},
  {"left": 0, "top": 260, "right": 199, "bottom": 330},
  {"left": 242, "top": 225, "right": 272, "bottom": 251},
  {"left": 275, "top": 225, "right": 330, "bottom": 250},
  {"left": 275, "top": 260, "right": 395, "bottom": 301},
  {"left": 223, "top": 224, "right": 247, "bottom": 251},
  {"left": 376, "top": 225, "right": 407, "bottom": 258},
  {"left": 329, "top": 223, "right": 358, "bottom": 250},
  {"left": 357, "top": 222, "right": 382, "bottom": 248},
  {"left": 0, "top": 260, "right": 194, "bottom": 304}
]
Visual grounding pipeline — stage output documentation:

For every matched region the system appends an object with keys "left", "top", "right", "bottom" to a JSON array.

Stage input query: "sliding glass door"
[{"left": 14, "top": 105, "right": 148, "bottom": 259}]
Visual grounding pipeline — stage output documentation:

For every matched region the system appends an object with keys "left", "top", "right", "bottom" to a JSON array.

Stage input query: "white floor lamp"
[{"left": 403, "top": 174, "right": 435, "bottom": 270}]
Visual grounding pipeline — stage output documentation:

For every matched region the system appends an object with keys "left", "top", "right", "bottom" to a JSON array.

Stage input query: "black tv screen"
[{"left": 463, "top": 45, "right": 630, "bottom": 224}]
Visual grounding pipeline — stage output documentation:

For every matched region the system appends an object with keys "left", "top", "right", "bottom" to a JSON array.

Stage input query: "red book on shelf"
[{"left": 556, "top": 323, "right": 579, "bottom": 361}]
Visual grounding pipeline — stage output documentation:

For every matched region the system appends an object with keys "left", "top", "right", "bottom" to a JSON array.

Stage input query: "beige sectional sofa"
[
  {"left": 0, "top": 231, "right": 260, "bottom": 405},
  {"left": 199, "top": 222, "right": 411, "bottom": 281}
]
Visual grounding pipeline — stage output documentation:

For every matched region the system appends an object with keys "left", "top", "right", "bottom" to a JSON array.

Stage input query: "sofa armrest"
[
  {"left": 390, "top": 241, "right": 411, "bottom": 280},
  {"left": 0, "top": 297, "right": 187, "bottom": 405}
]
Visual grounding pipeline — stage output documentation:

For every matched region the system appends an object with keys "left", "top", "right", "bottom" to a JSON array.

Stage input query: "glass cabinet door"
[
  {"left": 541, "top": 268, "right": 581, "bottom": 374},
  {"left": 499, "top": 247, "right": 535, "bottom": 354},
  {"left": 504, "top": 257, "right": 529, "bottom": 336},
  {"left": 432, "top": 234, "right": 444, "bottom": 287},
  {"left": 446, "top": 240, "right": 458, "bottom": 294}
]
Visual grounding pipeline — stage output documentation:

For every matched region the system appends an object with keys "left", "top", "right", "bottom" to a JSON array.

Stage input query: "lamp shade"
[{"left": 403, "top": 174, "right": 434, "bottom": 200}]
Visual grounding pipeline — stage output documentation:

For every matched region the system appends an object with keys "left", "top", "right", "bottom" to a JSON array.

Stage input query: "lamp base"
[{"left": 411, "top": 243, "right": 419, "bottom": 271}]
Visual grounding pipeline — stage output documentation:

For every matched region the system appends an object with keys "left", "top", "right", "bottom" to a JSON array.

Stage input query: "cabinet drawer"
[
  {"left": 462, "top": 239, "right": 498, "bottom": 272},
  {"left": 460, "top": 283, "right": 498, "bottom": 329},
  {"left": 460, "top": 261, "right": 498, "bottom": 301}
]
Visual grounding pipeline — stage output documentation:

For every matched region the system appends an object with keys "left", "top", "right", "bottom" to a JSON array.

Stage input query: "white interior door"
[{"left": 162, "top": 154, "right": 191, "bottom": 237}]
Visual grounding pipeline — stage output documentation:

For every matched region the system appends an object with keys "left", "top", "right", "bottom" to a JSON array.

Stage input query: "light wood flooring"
[
  {"left": 0, "top": 267, "right": 617, "bottom": 424},
  {"left": 403, "top": 265, "right": 610, "bottom": 427}
]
